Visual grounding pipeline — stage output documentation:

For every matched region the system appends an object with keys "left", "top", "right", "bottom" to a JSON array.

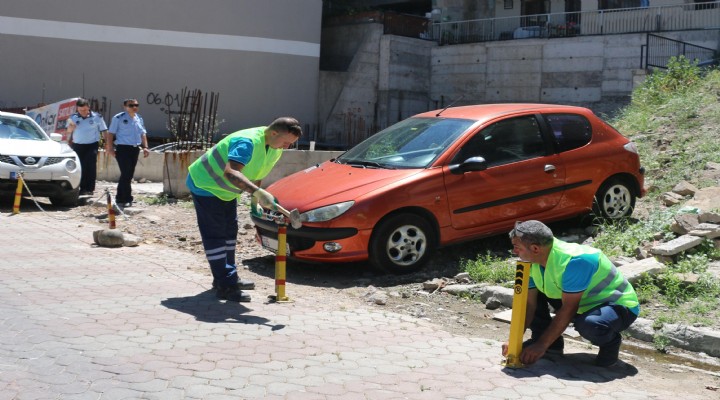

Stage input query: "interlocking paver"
[{"left": 2, "top": 213, "right": 718, "bottom": 399}]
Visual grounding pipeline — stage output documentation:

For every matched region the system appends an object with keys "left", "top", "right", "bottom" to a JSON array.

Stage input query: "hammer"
[{"left": 275, "top": 203, "right": 302, "bottom": 229}]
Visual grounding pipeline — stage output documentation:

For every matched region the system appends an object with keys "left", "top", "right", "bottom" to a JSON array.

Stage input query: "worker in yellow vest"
[
  {"left": 186, "top": 117, "right": 302, "bottom": 302},
  {"left": 502, "top": 220, "right": 639, "bottom": 367}
]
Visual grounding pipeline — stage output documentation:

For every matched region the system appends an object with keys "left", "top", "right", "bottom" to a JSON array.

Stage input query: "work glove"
[{"left": 252, "top": 188, "right": 276, "bottom": 210}]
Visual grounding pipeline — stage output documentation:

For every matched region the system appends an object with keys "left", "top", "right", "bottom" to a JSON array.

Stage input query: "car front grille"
[
  {"left": 45, "top": 157, "right": 66, "bottom": 166},
  {"left": 0, "top": 155, "right": 16, "bottom": 165}
]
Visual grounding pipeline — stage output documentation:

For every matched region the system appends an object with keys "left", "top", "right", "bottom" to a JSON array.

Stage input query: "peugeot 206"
[{"left": 252, "top": 104, "right": 645, "bottom": 273}]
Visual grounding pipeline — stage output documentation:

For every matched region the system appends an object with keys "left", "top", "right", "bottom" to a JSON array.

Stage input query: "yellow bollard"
[
  {"left": 503, "top": 261, "right": 531, "bottom": 368},
  {"left": 106, "top": 190, "right": 116, "bottom": 229},
  {"left": 269, "top": 224, "right": 293, "bottom": 303},
  {"left": 12, "top": 172, "right": 23, "bottom": 214}
]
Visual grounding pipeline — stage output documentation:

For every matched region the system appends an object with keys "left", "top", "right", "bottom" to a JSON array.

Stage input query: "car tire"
[
  {"left": 50, "top": 188, "right": 80, "bottom": 207},
  {"left": 593, "top": 178, "right": 636, "bottom": 219},
  {"left": 369, "top": 213, "right": 436, "bottom": 274}
]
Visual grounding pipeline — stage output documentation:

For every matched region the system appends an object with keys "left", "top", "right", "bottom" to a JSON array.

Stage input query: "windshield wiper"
[{"left": 342, "top": 159, "right": 392, "bottom": 169}]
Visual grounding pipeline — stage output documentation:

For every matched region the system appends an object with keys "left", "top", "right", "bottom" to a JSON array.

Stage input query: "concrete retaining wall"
[
  {"left": 96, "top": 149, "right": 343, "bottom": 197},
  {"left": 321, "top": 24, "right": 719, "bottom": 130}
]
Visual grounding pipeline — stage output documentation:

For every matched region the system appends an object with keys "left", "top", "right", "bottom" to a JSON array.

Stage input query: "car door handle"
[{"left": 544, "top": 164, "right": 556, "bottom": 173}]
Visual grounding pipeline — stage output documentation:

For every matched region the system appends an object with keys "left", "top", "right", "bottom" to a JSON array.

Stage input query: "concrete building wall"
[
  {"left": 0, "top": 0, "right": 322, "bottom": 138},
  {"left": 319, "top": 24, "right": 384, "bottom": 146}
]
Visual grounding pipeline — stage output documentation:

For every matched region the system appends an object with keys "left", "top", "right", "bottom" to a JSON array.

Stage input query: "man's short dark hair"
[
  {"left": 268, "top": 117, "right": 302, "bottom": 137},
  {"left": 76, "top": 98, "right": 89, "bottom": 107},
  {"left": 509, "top": 220, "right": 554, "bottom": 247},
  {"left": 123, "top": 98, "right": 138, "bottom": 106}
]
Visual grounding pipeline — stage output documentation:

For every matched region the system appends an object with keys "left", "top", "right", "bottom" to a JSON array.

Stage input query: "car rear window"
[{"left": 544, "top": 114, "right": 592, "bottom": 152}]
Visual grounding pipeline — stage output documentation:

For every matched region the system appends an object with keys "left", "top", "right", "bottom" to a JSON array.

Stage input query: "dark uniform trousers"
[
  {"left": 115, "top": 145, "right": 140, "bottom": 204},
  {"left": 71, "top": 142, "right": 98, "bottom": 192}
]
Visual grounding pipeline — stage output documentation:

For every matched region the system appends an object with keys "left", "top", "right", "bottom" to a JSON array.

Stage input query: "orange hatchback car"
[{"left": 252, "top": 104, "right": 645, "bottom": 273}]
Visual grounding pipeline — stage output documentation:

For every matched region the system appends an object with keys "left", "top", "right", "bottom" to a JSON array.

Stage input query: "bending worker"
[
  {"left": 186, "top": 117, "right": 302, "bottom": 303},
  {"left": 503, "top": 220, "right": 639, "bottom": 367}
]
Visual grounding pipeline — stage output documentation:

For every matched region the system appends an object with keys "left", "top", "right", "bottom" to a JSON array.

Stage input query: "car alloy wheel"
[
  {"left": 369, "top": 213, "right": 436, "bottom": 274},
  {"left": 594, "top": 178, "right": 636, "bottom": 219}
]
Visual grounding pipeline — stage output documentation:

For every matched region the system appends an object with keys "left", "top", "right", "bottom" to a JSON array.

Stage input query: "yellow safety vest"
[{"left": 187, "top": 127, "right": 282, "bottom": 201}]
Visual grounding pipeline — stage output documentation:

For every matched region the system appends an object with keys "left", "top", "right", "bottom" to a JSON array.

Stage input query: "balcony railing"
[{"left": 429, "top": 2, "right": 720, "bottom": 45}]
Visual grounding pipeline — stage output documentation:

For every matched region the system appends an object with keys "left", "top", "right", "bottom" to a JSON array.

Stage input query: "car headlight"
[
  {"left": 65, "top": 159, "right": 78, "bottom": 172},
  {"left": 301, "top": 201, "right": 354, "bottom": 222}
]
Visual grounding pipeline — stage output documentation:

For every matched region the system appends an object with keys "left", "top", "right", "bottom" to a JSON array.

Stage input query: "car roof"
[{"left": 413, "top": 103, "right": 591, "bottom": 124}]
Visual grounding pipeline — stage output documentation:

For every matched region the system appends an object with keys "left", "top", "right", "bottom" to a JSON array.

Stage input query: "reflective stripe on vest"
[
  {"left": 530, "top": 239, "right": 638, "bottom": 314},
  {"left": 199, "top": 150, "right": 243, "bottom": 194}
]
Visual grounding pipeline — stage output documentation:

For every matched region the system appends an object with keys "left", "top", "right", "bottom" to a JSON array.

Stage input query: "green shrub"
[{"left": 462, "top": 252, "right": 515, "bottom": 286}]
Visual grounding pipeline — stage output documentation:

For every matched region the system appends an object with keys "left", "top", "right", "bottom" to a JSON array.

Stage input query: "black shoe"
[
  {"left": 595, "top": 337, "right": 621, "bottom": 367},
  {"left": 215, "top": 286, "right": 251, "bottom": 302},
  {"left": 212, "top": 278, "right": 255, "bottom": 291},
  {"left": 523, "top": 336, "right": 564, "bottom": 355}
]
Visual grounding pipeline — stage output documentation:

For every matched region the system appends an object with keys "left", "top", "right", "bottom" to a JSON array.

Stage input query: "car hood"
[
  {"left": 267, "top": 161, "right": 423, "bottom": 211},
  {"left": 0, "top": 138, "right": 69, "bottom": 156}
]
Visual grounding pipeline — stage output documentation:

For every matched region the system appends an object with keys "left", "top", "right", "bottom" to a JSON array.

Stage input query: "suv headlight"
[
  {"left": 301, "top": 201, "right": 354, "bottom": 222},
  {"left": 65, "top": 159, "right": 78, "bottom": 172}
]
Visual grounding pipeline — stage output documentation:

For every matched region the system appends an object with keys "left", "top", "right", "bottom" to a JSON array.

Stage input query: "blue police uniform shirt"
[
  {"left": 186, "top": 137, "right": 254, "bottom": 197},
  {"left": 108, "top": 111, "right": 147, "bottom": 145},
  {"left": 69, "top": 111, "right": 107, "bottom": 144}
]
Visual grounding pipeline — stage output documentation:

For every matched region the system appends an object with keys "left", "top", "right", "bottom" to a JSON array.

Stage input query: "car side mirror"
[
  {"left": 50, "top": 133, "right": 63, "bottom": 142},
  {"left": 449, "top": 156, "right": 487, "bottom": 174}
]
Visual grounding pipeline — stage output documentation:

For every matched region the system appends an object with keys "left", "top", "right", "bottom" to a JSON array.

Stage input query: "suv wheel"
[{"left": 50, "top": 188, "right": 80, "bottom": 207}]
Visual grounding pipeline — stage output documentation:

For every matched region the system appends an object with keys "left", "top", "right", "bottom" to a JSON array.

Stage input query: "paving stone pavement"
[{"left": 1, "top": 213, "right": 716, "bottom": 400}]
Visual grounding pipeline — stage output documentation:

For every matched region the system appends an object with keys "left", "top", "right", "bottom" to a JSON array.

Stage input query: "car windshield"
[
  {"left": 0, "top": 117, "right": 47, "bottom": 141},
  {"left": 337, "top": 117, "right": 474, "bottom": 169}
]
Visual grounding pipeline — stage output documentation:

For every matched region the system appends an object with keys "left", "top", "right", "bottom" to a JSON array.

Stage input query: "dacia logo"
[{"left": 23, "top": 156, "right": 37, "bottom": 165}]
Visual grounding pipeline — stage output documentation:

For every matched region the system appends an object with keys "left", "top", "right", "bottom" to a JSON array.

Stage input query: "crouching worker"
[
  {"left": 502, "top": 220, "right": 639, "bottom": 367},
  {"left": 186, "top": 117, "right": 302, "bottom": 302}
]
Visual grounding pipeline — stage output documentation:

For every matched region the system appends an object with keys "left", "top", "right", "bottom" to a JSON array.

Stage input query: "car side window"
[
  {"left": 452, "top": 116, "right": 545, "bottom": 167},
  {"left": 544, "top": 114, "right": 592, "bottom": 152}
]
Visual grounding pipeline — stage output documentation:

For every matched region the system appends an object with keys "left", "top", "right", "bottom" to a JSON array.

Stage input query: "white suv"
[{"left": 0, "top": 111, "right": 81, "bottom": 207}]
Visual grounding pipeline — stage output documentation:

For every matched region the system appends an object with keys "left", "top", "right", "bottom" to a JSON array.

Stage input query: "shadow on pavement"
[
  {"left": 161, "top": 290, "right": 286, "bottom": 331},
  {"left": 503, "top": 353, "right": 638, "bottom": 382}
]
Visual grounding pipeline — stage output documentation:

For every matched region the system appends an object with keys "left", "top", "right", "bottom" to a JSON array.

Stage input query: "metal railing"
[
  {"left": 643, "top": 33, "right": 718, "bottom": 68},
  {"left": 429, "top": 2, "right": 720, "bottom": 45}
]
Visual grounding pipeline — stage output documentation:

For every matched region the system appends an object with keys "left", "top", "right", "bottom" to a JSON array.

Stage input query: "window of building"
[{"left": 598, "top": 0, "right": 641, "bottom": 10}]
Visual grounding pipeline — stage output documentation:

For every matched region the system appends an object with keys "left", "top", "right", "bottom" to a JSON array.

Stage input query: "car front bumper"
[{"left": 251, "top": 215, "right": 371, "bottom": 262}]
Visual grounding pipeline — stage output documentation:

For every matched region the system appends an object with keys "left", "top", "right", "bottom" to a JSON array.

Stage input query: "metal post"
[
  {"left": 12, "top": 172, "right": 23, "bottom": 214},
  {"left": 503, "top": 261, "right": 531, "bottom": 368},
  {"left": 106, "top": 189, "right": 116, "bottom": 229},
  {"left": 269, "top": 224, "right": 293, "bottom": 303}
]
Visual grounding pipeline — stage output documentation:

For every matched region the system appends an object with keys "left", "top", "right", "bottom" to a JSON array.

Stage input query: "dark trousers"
[
  {"left": 71, "top": 142, "right": 98, "bottom": 192},
  {"left": 530, "top": 291, "right": 637, "bottom": 347},
  {"left": 115, "top": 145, "right": 140, "bottom": 204},
  {"left": 191, "top": 193, "right": 239, "bottom": 288}
]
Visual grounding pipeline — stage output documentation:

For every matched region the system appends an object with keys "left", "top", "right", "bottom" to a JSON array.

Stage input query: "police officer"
[
  {"left": 106, "top": 98, "right": 150, "bottom": 207},
  {"left": 186, "top": 117, "right": 302, "bottom": 302},
  {"left": 67, "top": 98, "right": 107, "bottom": 195}
]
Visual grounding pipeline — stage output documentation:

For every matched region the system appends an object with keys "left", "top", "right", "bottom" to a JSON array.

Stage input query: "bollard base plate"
[
  {"left": 267, "top": 294, "right": 294, "bottom": 303},
  {"left": 501, "top": 356, "right": 525, "bottom": 369}
]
